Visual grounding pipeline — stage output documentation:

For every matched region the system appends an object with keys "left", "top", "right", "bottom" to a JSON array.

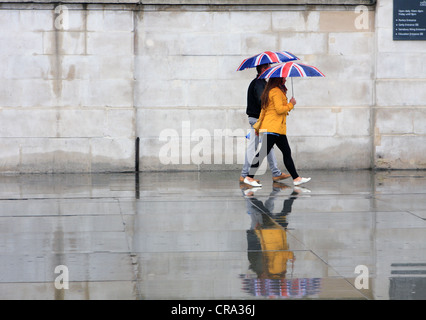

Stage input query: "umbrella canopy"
[
  {"left": 259, "top": 61, "right": 325, "bottom": 79},
  {"left": 258, "top": 62, "right": 325, "bottom": 98},
  {"left": 237, "top": 51, "right": 299, "bottom": 71}
]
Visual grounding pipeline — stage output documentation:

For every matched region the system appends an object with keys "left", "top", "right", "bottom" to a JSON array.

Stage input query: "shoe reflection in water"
[{"left": 241, "top": 184, "right": 321, "bottom": 298}]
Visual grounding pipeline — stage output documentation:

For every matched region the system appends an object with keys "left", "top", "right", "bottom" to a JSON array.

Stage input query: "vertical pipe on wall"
[{"left": 135, "top": 137, "right": 140, "bottom": 172}]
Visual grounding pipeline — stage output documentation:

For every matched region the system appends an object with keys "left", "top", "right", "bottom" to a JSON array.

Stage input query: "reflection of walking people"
[
  {"left": 240, "top": 64, "right": 291, "bottom": 184},
  {"left": 244, "top": 77, "right": 311, "bottom": 187},
  {"left": 242, "top": 184, "right": 320, "bottom": 298},
  {"left": 244, "top": 184, "right": 296, "bottom": 280}
]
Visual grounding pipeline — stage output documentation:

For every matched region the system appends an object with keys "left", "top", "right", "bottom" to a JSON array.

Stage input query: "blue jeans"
[{"left": 241, "top": 117, "right": 281, "bottom": 178}]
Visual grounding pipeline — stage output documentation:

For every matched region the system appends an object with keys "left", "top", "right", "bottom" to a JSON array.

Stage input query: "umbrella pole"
[{"left": 291, "top": 77, "right": 294, "bottom": 98}]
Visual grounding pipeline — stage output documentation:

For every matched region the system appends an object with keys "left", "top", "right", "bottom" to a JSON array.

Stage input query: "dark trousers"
[{"left": 248, "top": 134, "right": 299, "bottom": 179}]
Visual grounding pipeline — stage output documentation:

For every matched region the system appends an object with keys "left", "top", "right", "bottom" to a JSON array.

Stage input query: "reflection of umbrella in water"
[
  {"left": 259, "top": 61, "right": 325, "bottom": 98},
  {"left": 236, "top": 51, "right": 299, "bottom": 71}
]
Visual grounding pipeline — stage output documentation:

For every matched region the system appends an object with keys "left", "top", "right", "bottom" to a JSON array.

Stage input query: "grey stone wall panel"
[{"left": 0, "top": 0, "right": 424, "bottom": 172}]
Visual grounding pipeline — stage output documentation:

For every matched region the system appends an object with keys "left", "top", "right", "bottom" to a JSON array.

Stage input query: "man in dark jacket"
[{"left": 240, "top": 64, "right": 291, "bottom": 183}]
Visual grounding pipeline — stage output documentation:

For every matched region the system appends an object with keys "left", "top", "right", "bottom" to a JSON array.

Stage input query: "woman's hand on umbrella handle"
[{"left": 290, "top": 97, "right": 296, "bottom": 106}]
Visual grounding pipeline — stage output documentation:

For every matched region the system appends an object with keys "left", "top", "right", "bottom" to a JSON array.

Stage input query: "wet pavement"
[{"left": 0, "top": 169, "right": 425, "bottom": 300}]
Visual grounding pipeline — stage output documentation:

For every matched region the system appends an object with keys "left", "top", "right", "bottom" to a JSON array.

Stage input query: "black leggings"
[{"left": 248, "top": 134, "right": 299, "bottom": 179}]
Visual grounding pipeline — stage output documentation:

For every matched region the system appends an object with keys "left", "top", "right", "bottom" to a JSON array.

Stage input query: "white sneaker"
[
  {"left": 244, "top": 177, "right": 262, "bottom": 187},
  {"left": 293, "top": 177, "right": 311, "bottom": 186}
]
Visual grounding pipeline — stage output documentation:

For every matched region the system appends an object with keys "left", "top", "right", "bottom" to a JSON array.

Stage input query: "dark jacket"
[{"left": 246, "top": 76, "right": 266, "bottom": 119}]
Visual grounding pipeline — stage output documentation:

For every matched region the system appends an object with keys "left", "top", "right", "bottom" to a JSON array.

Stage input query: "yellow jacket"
[
  {"left": 256, "top": 87, "right": 294, "bottom": 135},
  {"left": 255, "top": 228, "right": 294, "bottom": 276}
]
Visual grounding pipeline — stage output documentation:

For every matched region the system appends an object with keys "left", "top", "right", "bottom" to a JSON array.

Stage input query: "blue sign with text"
[{"left": 393, "top": 0, "right": 426, "bottom": 40}]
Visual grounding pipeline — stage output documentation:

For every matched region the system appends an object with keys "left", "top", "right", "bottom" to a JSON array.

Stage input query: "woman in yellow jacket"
[{"left": 244, "top": 77, "right": 311, "bottom": 187}]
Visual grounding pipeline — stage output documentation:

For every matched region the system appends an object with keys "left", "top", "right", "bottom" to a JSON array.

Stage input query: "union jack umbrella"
[
  {"left": 259, "top": 61, "right": 325, "bottom": 97},
  {"left": 259, "top": 61, "right": 325, "bottom": 79},
  {"left": 236, "top": 51, "right": 299, "bottom": 71}
]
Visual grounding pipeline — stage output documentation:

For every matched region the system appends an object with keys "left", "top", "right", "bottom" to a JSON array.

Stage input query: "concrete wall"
[
  {"left": 0, "top": 4, "right": 136, "bottom": 172},
  {"left": 0, "top": 0, "right": 424, "bottom": 172},
  {"left": 136, "top": 3, "right": 377, "bottom": 171},
  {"left": 374, "top": 0, "right": 426, "bottom": 169}
]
